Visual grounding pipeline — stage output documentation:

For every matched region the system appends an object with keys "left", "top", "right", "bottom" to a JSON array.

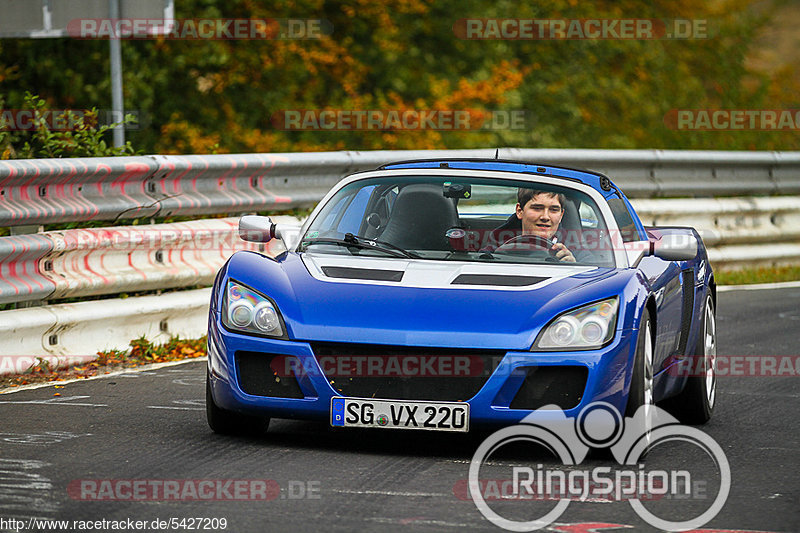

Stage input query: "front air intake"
[
  {"left": 235, "top": 351, "right": 305, "bottom": 398},
  {"left": 509, "top": 366, "right": 588, "bottom": 410}
]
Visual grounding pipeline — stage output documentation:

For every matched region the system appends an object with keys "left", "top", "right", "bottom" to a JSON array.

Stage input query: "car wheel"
[
  {"left": 666, "top": 295, "right": 716, "bottom": 424},
  {"left": 618, "top": 309, "right": 655, "bottom": 456},
  {"left": 626, "top": 308, "right": 654, "bottom": 420},
  {"left": 206, "top": 372, "right": 270, "bottom": 435}
]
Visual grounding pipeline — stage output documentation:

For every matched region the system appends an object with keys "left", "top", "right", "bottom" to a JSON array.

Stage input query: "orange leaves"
[
  {"left": 0, "top": 335, "right": 208, "bottom": 390},
  {"left": 123, "top": 335, "right": 207, "bottom": 364},
  {"left": 430, "top": 60, "right": 529, "bottom": 109},
  {"left": 157, "top": 120, "right": 224, "bottom": 155}
]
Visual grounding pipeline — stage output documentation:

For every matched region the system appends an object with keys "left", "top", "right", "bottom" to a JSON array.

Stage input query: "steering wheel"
[{"left": 494, "top": 234, "right": 558, "bottom": 260}]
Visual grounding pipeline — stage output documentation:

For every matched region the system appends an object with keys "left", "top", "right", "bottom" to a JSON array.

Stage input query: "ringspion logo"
[{"left": 468, "top": 402, "right": 730, "bottom": 531}]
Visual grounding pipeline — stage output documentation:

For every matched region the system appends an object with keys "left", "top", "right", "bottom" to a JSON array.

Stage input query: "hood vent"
[
  {"left": 321, "top": 265, "right": 404, "bottom": 282},
  {"left": 451, "top": 274, "right": 547, "bottom": 287}
]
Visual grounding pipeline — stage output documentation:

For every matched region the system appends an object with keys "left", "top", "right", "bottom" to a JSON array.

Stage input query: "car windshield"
[{"left": 299, "top": 175, "right": 616, "bottom": 267}]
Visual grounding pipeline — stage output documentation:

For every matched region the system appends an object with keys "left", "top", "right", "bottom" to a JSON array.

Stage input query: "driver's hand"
[{"left": 552, "top": 242, "right": 576, "bottom": 262}]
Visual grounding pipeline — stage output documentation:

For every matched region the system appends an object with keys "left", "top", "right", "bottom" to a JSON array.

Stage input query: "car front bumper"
[{"left": 207, "top": 312, "right": 638, "bottom": 428}]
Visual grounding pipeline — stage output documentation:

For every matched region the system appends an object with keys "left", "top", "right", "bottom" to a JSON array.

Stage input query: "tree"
[{"left": 0, "top": 0, "right": 796, "bottom": 156}]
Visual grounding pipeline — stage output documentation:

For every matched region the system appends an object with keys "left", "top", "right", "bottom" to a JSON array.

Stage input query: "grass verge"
[{"left": 715, "top": 265, "right": 800, "bottom": 285}]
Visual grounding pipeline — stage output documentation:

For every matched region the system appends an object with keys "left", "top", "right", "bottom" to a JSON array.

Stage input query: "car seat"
[{"left": 378, "top": 184, "right": 459, "bottom": 250}]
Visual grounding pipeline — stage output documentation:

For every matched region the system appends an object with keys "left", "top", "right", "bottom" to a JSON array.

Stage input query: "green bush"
[{"left": 0, "top": 92, "right": 138, "bottom": 159}]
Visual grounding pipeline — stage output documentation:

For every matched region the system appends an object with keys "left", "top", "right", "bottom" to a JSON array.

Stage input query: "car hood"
[{"left": 225, "top": 251, "right": 634, "bottom": 351}]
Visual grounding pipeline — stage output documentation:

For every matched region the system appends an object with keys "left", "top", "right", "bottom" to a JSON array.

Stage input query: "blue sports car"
[{"left": 206, "top": 159, "right": 717, "bottom": 435}]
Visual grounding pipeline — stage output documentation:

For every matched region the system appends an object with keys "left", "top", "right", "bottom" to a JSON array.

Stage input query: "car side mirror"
[
  {"left": 239, "top": 215, "right": 303, "bottom": 249},
  {"left": 652, "top": 233, "right": 698, "bottom": 261},
  {"left": 239, "top": 215, "right": 275, "bottom": 243}
]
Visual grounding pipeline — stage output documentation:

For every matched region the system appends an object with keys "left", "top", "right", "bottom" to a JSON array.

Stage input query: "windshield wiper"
[{"left": 299, "top": 233, "right": 421, "bottom": 259}]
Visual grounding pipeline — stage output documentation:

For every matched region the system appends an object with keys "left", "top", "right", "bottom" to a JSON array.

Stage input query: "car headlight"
[
  {"left": 222, "top": 280, "right": 286, "bottom": 338},
  {"left": 535, "top": 297, "right": 619, "bottom": 350}
]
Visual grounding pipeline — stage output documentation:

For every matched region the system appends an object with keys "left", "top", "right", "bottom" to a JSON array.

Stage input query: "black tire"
[
  {"left": 626, "top": 308, "right": 654, "bottom": 417},
  {"left": 664, "top": 295, "right": 716, "bottom": 424},
  {"left": 206, "top": 373, "right": 270, "bottom": 436}
]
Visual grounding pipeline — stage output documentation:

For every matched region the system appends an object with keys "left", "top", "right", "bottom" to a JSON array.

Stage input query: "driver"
[
  {"left": 482, "top": 188, "right": 590, "bottom": 262},
  {"left": 515, "top": 189, "right": 576, "bottom": 262}
]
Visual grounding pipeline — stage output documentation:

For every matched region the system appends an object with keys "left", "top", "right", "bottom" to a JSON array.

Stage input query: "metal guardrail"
[
  {"left": 0, "top": 216, "right": 295, "bottom": 305},
  {"left": 0, "top": 288, "right": 212, "bottom": 375},
  {"left": 631, "top": 197, "right": 800, "bottom": 270},
  {"left": 632, "top": 196, "right": 800, "bottom": 246},
  {"left": 3, "top": 149, "right": 800, "bottom": 227},
  {"left": 0, "top": 234, "right": 55, "bottom": 303},
  {"left": 0, "top": 156, "right": 160, "bottom": 227}
]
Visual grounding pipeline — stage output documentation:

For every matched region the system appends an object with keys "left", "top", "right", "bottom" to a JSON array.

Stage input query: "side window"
[{"left": 607, "top": 197, "right": 640, "bottom": 242}]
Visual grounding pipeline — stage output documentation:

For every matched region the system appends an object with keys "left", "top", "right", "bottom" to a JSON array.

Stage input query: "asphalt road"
[{"left": 1, "top": 287, "right": 798, "bottom": 533}]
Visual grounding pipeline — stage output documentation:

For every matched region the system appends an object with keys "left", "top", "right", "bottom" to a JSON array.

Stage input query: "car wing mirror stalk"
[{"left": 239, "top": 215, "right": 302, "bottom": 248}]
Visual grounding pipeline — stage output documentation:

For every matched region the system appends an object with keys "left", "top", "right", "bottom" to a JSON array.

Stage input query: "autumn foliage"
[
  {"left": 0, "top": 0, "right": 797, "bottom": 156},
  {"left": 0, "top": 336, "right": 207, "bottom": 389}
]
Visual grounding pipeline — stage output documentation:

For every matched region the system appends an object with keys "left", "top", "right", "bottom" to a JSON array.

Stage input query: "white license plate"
[{"left": 330, "top": 397, "right": 469, "bottom": 432}]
